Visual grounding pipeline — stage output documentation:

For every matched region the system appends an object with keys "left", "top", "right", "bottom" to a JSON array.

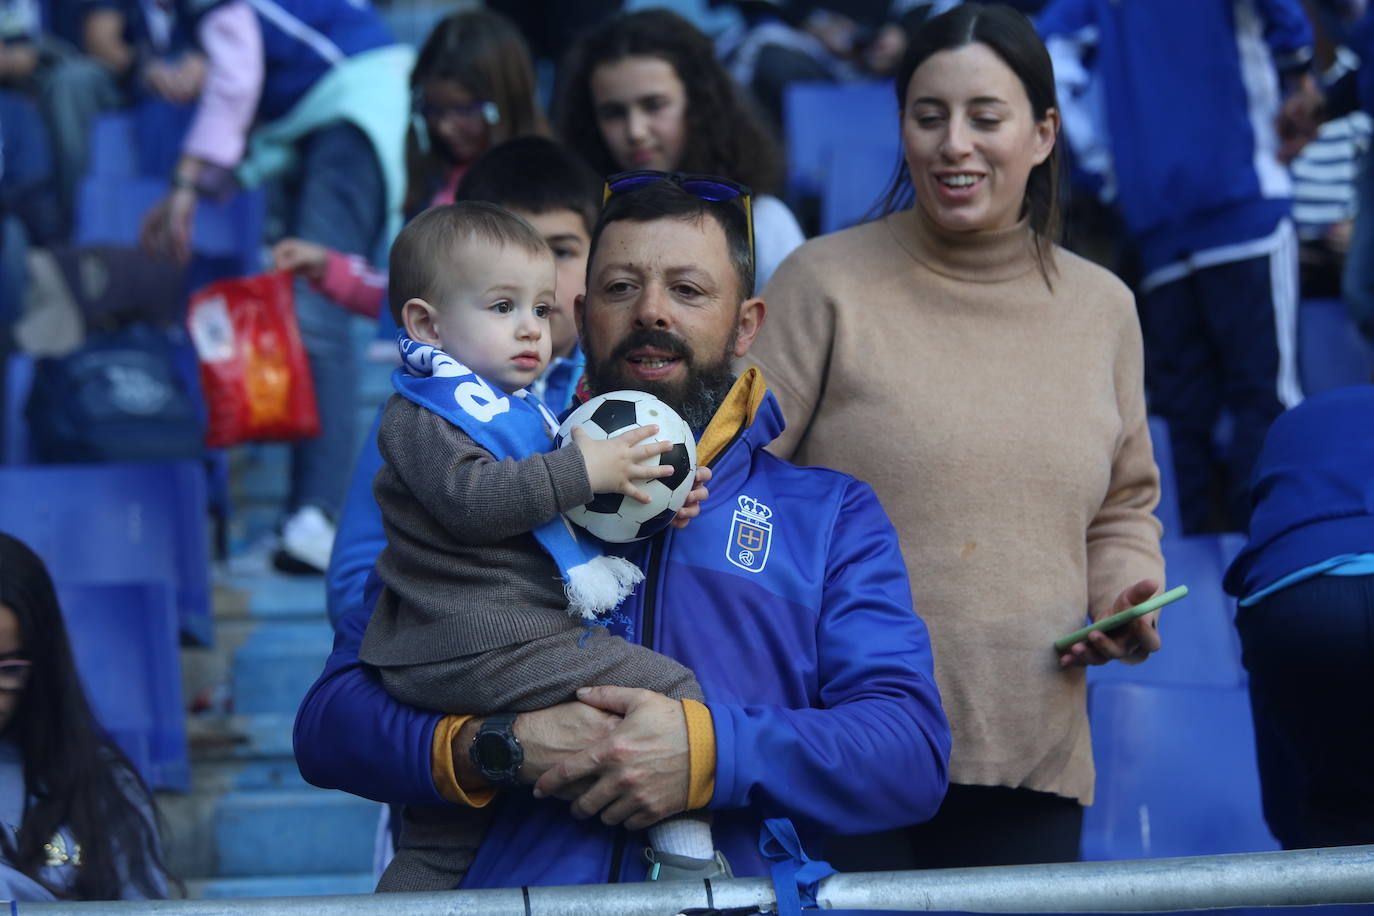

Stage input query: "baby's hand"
[{"left": 572, "top": 425, "right": 673, "bottom": 504}]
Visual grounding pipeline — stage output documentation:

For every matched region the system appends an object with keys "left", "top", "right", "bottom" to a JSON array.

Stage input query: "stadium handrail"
[{"left": 14, "top": 844, "right": 1374, "bottom": 913}]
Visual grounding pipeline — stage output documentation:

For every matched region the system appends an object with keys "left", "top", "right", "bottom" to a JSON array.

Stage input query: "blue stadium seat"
[
  {"left": 1148, "top": 414, "right": 1183, "bottom": 537},
  {"left": 55, "top": 580, "right": 188, "bottom": 791},
  {"left": 2, "top": 353, "right": 33, "bottom": 465},
  {"left": 74, "top": 175, "right": 265, "bottom": 277},
  {"left": 1298, "top": 298, "right": 1374, "bottom": 396},
  {"left": 0, "top": 462, "right": 213, "bottom": 645},
  {"left": 819, "top": 141, "right": 901, "bottom": 234},
  {"left": 88, "top": 112, "right": 138, "bottom": 179},
  {"left": 1083, "top": 681, "right": 1278, "bottom": 861},
  {"left": 784, "top": 81, "right": 898, "bottom": 200},
  {"left": 1089, "top": 535, "right": 1245, "bottom": 689},
  {"left": 133, "top": 99, "right": 194, "bottom": 178}
]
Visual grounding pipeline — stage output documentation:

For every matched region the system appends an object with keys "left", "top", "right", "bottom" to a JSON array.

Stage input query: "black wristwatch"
[{"left": 470, "top": 713, "right": 524, "bottom": 786}]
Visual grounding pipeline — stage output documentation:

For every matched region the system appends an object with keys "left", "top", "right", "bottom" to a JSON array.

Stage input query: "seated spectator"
[
  {"left": 713, "top": 1, "right": 857, "bottom": 131},
  {"left": 1223, "top": 384, "right": 1374, "bottom": 849},
  {"left": 556, "top": 8, "right": 805, "bottom": 292},
  {"left": 0, "top": 532, "right": 174, "bottom": 901},
  {"left": 0, "top": 0, "right": 206, "bottom": 238},
  {"left": 139, "top": 0, "right": 411, "bottom": 575}
]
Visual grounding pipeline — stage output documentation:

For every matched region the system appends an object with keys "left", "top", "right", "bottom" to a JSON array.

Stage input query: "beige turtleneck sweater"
[{"left": 748, "top": 207, "right": 1164, "bottom": 804}]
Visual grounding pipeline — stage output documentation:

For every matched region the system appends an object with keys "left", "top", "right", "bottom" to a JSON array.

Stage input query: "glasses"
[
  {"left": 418, "top": 99, "right": 500, "bottom": 126},
  {"left": 602, "top": 170, "right": 755, "bottom": 271},
  {"left": 0, "top": 660, "right": 32, "bottom": 691}
]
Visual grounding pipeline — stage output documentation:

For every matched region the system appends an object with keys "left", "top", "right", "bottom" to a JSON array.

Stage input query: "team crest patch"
[{"left": 726, "top": 495, "right": 773, "bottom": 573}]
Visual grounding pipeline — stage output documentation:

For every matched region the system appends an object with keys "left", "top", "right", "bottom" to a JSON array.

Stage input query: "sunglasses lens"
[
  {"left": 608, "top": 174, "right": 664, "bottom": 193},
  {"left": 679, "top": 180, "right": 741, "bottom": 202}
]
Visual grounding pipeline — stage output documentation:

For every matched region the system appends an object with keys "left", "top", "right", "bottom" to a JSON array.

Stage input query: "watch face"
[{"left": 477, "top": 733, "right": 512, "bottom": 771}]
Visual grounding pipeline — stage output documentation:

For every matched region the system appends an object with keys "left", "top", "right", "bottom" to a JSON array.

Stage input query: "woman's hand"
[
  {"left": 671, "top": 466, "right": 712, "bottom": 529},
  {"left": 1059, "top": 578, "right": 1161, "bottom": 668}
]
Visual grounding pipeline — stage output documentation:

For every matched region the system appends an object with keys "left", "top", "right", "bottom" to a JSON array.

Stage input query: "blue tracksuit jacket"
[
  {"left": 178, "top": 0, "right": 394, "bottom": 122},
  {"left": 1223, "top": 385, "right": 1374, "bottom": 598},
  {"left": 294, "top": 375, "right": 951, "bottom": 886},
  {"left": 1038, "top": 0, "right": 1312, "bottom": 274}
]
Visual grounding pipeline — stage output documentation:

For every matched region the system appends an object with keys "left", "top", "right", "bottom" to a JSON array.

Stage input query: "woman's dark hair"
[
  {"left": 405, "top": 9, "right": 551, "bottom": 215},
  {"left": 0, "top": 533, "right": 173, "bottom": 900},
  {"left": 555, "top": 9, "right": 784, "bottom": 195},
  {"left": 879, "top": 3, "right": 1063, "bottom": 279}
]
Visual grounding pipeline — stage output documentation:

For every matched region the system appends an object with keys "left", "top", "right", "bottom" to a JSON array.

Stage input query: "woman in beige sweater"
[{"left": 747, "top": 3, "right": 1164, "bottom": 869}]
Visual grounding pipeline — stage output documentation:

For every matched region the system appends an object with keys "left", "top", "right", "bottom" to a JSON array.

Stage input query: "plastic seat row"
[
  {"left": 0, "top": 462, "right": 211, "bottom": 789},
  {"left": 79, "top": 100, "right": 266, "bottom": 282}
]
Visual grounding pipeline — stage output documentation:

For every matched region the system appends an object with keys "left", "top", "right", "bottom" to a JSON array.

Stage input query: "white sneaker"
[{"left": 272, "top": 506, "right": 335, "bottom": 575}]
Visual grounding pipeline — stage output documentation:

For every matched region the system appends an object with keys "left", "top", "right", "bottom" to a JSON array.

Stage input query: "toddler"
[{"left": 359, "top": 202, "right": 721, "bottom": 891}]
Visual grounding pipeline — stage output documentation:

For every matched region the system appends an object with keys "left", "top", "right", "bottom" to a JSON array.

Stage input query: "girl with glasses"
[
  {"left": 556, "top": 8, "right": 805, "bottom": 293},
  {"left": 0, "top": 532, "right": 173, "bottom": 901},
  {"left": 273, "top": 9, "right": 552, "bottom": 315}
]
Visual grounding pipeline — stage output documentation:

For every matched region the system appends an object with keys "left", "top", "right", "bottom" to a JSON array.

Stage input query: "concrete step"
[
  {"left": 214, "top": 789, "right": 380, "bottom": 877},
  {"left": 213, "top": 574, "right": 328, "bottom": 621},
  {"left": 185, "top": 872, "right": 376, "bottom": 899},
  {"left": 189, "top": 712, "right": 298, "bottom": 761},
  {"left": 227, "top": 443, "right": 290, "bottom": 507},
  {"left": 230, "top": 623, "right": 333, "bottom": 717}
]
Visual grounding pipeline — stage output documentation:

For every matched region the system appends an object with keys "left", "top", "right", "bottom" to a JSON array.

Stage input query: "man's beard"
[{"left": 583, "top": 327, "right": 737, "bottom": 430}]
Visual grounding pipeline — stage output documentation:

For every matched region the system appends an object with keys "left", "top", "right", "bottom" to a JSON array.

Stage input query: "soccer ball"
[{"left": 556, "top": 391, "right": 697, "bottom": 543}]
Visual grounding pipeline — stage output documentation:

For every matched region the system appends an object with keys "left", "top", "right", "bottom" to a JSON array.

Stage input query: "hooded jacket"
[{"left": 293, "top": 370, "right": 951, "bottom": 885}]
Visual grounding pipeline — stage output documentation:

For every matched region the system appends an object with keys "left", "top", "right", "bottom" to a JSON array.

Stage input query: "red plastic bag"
[{"left": 187, "top": 271, "right": 320, "bottom": 448}]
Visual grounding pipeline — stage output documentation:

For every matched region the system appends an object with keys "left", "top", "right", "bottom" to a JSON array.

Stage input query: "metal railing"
[{"left": 14, "top": 844, "right": 1374, "bottom": 914}]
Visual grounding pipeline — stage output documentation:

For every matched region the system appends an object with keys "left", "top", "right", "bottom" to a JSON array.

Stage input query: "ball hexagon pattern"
[{"left": 556, "top": 391, "right": 698, "bottom": 543}]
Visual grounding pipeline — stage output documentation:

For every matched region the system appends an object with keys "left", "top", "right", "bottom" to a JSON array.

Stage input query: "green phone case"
[{"left": 1054, "top": 584, "right": 1190, "bottom": 653}]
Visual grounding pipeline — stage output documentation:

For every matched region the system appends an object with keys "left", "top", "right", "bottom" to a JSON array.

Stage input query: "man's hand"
[
  {"left": 532, "top": 686, "right": 690, "bottom": 832},
  {"left": 671, "top": 465, "right": 712, "bottom": 529},
  {"left": 1059, "top": 578, "right": 1161, "bottom": 668},
  {"left": 1276, "top": 72, "right": 1323, "bottom": 164},
  {"left": 453, "top": 701, "right": 620, "bottom": 793},
  {"left": 140, "top": 187, "right": 197, "bottom": 263}
]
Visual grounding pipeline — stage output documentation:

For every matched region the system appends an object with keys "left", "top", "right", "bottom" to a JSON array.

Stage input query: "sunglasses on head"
[{"left": 602, "top": 170, "right": 755, "bottom": 270}]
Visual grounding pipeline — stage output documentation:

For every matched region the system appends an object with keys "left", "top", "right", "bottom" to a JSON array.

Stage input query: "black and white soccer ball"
[{"left": 556, "top": 391, "right": 697, "bottom": 543}]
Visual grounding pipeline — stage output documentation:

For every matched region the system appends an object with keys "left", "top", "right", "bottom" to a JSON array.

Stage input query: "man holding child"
[{"left": 293, "top": 171, "right": 951, "bottom": 887}]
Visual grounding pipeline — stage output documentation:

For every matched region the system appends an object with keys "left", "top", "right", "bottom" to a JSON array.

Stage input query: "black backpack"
[{"left": 25, "top": 323, "right": 206, "bottom": 463}]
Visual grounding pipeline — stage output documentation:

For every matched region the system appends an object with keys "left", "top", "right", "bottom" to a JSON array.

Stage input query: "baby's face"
[{"left": 433, "top": 241, "right": 557, "bottom": 393}]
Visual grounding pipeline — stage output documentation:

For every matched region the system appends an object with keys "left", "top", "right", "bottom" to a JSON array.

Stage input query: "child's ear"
[{"left": 401, "top": 298, "right": 442, "bottom": 346}]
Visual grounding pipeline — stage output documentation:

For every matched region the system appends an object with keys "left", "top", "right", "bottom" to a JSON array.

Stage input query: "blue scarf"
[{"left": 392, "top": 333, "right": 642, "bottom": 619}]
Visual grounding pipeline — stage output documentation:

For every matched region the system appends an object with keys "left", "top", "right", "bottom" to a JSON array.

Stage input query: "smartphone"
[{"left": 1054, "top": 584, "right": 1189, "bottom": 653}]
